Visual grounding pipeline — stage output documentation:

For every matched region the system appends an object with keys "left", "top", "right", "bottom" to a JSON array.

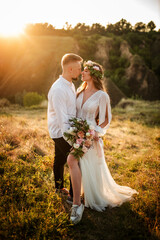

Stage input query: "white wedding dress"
[{"left": 76, "top": 90, "right": 138, "bottom": 212}]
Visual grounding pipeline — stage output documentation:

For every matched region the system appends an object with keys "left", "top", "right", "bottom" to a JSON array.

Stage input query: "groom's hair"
[{"left": 61, "top": 53, "right": 83, "bottom": 67}]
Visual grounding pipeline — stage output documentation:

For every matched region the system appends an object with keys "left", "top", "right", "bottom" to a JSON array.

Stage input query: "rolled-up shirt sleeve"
[
  {"left": 52, "top": 88, "right": 70, "bottom": 135},
  {"left": 95, "top": 92, "right": 112, "bottom": 136}
]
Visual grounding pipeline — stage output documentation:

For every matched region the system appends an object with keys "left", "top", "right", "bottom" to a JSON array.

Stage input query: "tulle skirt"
[{"left": 80, "top": 140, "right": 138, "bottom": 212}]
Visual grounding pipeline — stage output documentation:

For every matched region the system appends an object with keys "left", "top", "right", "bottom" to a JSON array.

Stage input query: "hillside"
[
  {"left": 93, "top": 35, "right": 160, "bottom": 100},
  {"left": 0, "top": 33, "right": 160, "bottom": 102},
  {"left": 0, "top": 36, "right": 78, "bottom": 97}
]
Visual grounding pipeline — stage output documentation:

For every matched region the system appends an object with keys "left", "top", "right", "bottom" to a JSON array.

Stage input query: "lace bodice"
[{"left": 76, "top": 90, "right": 112, "bottom": 135}]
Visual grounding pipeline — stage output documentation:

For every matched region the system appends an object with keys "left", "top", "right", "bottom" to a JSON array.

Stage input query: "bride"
[{"left": 67, "top": 60, "right": 138, "bottom": 224}]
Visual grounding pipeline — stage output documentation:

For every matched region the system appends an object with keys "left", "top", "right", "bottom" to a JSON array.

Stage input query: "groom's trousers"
[{"left": 52, "top": 137, "right": 73, "bottom": 197}]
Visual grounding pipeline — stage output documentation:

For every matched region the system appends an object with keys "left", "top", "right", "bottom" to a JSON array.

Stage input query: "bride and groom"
[{"left": 48, "top": 53, "right": 138, "bottom": 224}]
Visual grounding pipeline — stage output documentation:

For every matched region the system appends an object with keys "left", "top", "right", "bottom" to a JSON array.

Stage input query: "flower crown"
[{"left": 83, "top": 60, "right": 103, "bottom": 79}]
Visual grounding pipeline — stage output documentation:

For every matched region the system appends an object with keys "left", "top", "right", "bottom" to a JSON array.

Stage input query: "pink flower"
[
  {"left": 86, "top": 60, "right": 93, "bottom": 66},
  {"left": 93, "top": 66, "right": 100, "bottom": 71},
  {"left": 89, "top": 129, "right": 95, "bottom": 137},
  {"left": 76, "top": 138, "right": 84, "bottom": 145},
  {"left": 77, "top": 131, "right": 85, "bottom": 138}
]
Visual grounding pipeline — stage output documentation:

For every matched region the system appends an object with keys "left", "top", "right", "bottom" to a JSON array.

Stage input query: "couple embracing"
[{"left": 48, "top": 53, "right": 138, "bottom": 224}]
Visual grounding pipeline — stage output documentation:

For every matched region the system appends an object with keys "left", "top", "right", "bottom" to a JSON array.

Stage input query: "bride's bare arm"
[
  {"left": 99, "top": 105, "right": 109, "bottom": 128},
  {"left": 94, "top": 104, "right": 109, "bottom": 140}
]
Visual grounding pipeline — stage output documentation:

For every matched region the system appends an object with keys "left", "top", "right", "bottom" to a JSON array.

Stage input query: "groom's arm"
[{"left": 52, "top": 88, "right": 70, "bottom": 137}]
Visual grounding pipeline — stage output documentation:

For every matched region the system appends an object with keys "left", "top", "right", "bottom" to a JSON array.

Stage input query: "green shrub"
[
  {"left": 106, "top": 36, "right": 130, "bottom": 96},
  {"left": 0, "top": 98, "right": 10, "bottom": 107},
  {"left": 152, "top": 55, "right": 160, "bottom": 78},
  {"left": 111, "top": 73, "right": 129, "bottom": 95},
  {"left": 109, "top": 55, "right": 120, "bottom": 69},
  {"left": 76, "top": 34, "right": 101, "bottom": 60},
  {"left": 23, "top": 92, "right": 46, "bottom": 107},
  {"left": 15, "top": 90, "right": 27, "bottom": 106},
  {"left": 118, "top": 57, "right": 130, "bottom": 68}
]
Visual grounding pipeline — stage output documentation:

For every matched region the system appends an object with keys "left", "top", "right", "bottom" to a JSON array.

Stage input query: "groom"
[{"left": 47, "top": 53, "right": 84, "bottom": 223}]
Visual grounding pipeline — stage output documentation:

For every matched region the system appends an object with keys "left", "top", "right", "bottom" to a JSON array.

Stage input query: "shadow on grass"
[{"left": 63, "top": 201, "right": 158, "bottom": 240}]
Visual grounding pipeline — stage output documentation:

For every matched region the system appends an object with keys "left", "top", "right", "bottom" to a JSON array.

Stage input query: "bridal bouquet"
[{"left": 64, "top": 117, "right": 95, "bottom": 160}]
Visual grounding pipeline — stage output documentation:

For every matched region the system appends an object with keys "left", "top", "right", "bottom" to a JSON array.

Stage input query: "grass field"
[{"left": 0, "top": 99, "right": 160, "bottom": 240}]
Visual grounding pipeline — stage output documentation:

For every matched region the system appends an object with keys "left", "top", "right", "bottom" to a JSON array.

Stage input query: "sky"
[{"left": 0, "top": 0, "right": 159, "bottom": 36}]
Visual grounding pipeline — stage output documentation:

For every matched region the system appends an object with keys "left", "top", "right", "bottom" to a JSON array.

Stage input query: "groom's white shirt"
[{"left": 47, "top": 75, "right": 76, "bottom": 139}]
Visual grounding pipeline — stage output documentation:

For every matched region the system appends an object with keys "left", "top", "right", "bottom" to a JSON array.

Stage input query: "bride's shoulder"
[{"left": 99, "top": 90, "right": 110, "bottom": 99}]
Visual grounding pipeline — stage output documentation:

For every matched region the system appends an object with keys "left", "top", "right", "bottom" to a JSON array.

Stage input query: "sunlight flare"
[{"left": 0, "top": 21, "right": 25, "bottom": 37}]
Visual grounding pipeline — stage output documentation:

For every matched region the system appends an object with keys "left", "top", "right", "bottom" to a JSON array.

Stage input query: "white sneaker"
[{"left": 70, "top": 204, "right": 84, "bottom": 224}]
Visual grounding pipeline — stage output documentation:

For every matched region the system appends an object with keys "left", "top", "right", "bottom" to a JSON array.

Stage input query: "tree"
[
  {"left": 25, "top": 23, "right": 55, "bottom": 35},
  {"left": 48, "top": 24, "right": 55, "bottom": 31},
  {"left": 134, "top": 22, "right": 146, "bottom": 32},
  {"left": 147, "top": 21, "right": 156, "bottom": 32},
  {"left": 63, "top": 22, "right": 72, "bottom": 31},
  {"left": 106, "top": 23, "right": 115, "bottom": 33},
  {"left": 74, "top": 23, "right": 90, "bottom": 34},
  {"left": 114, "top": 19, "right": 132, "bottom": 34},
  {"left": 90, "top": 23, "right": 105, "bottom": 35}
]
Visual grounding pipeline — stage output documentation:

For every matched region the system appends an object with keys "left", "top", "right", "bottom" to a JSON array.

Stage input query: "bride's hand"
[{"left": 94, "top": 131, "right": 99, "bottom": 141}]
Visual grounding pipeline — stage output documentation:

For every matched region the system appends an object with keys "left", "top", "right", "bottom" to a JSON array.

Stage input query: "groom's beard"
[
  {"left": 72, "top": 74, "right": 82, "bottom": 81},
  {"left": 72, "top": 77, "right": 78, "bottom": 81}
]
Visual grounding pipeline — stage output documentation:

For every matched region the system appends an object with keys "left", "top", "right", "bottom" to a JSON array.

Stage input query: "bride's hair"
[{"left": 77, "top": 61, "right": 106, "bottom": 98}]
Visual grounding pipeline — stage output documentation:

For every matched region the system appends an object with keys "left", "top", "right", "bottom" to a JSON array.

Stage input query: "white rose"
[
  {"left": 76, "top": 118, "right": 81, "bottom": 122},
  {"left": 66, "top": 129, "right": 71, "bottom": 133},
  {"left": 73, "top": 143, "right": 80, "bottom": 149},
  {"left": 86, "top": 60, "right": 93, "bottom": 66},
  {"left": 67, "top": 127, "right": 76, "bottom": 135},
  {"left": 93, "top": 66, "right": 100, "bottom": 71},
  {"left": 86, "top": 132, "right": 90, "bottom": 137}
]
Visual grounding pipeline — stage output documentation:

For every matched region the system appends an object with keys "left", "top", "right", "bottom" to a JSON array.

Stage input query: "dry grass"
[{"left": 0, "top": 100, "right": 160, "bottom": 239}]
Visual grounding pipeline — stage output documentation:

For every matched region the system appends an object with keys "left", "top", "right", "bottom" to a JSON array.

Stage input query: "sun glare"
[
  {"left": 0, "top": 22, "right": 25, "bottom": 37},
  {"left": 0, "top": 0, "right": 159, "bottom": 37}
]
